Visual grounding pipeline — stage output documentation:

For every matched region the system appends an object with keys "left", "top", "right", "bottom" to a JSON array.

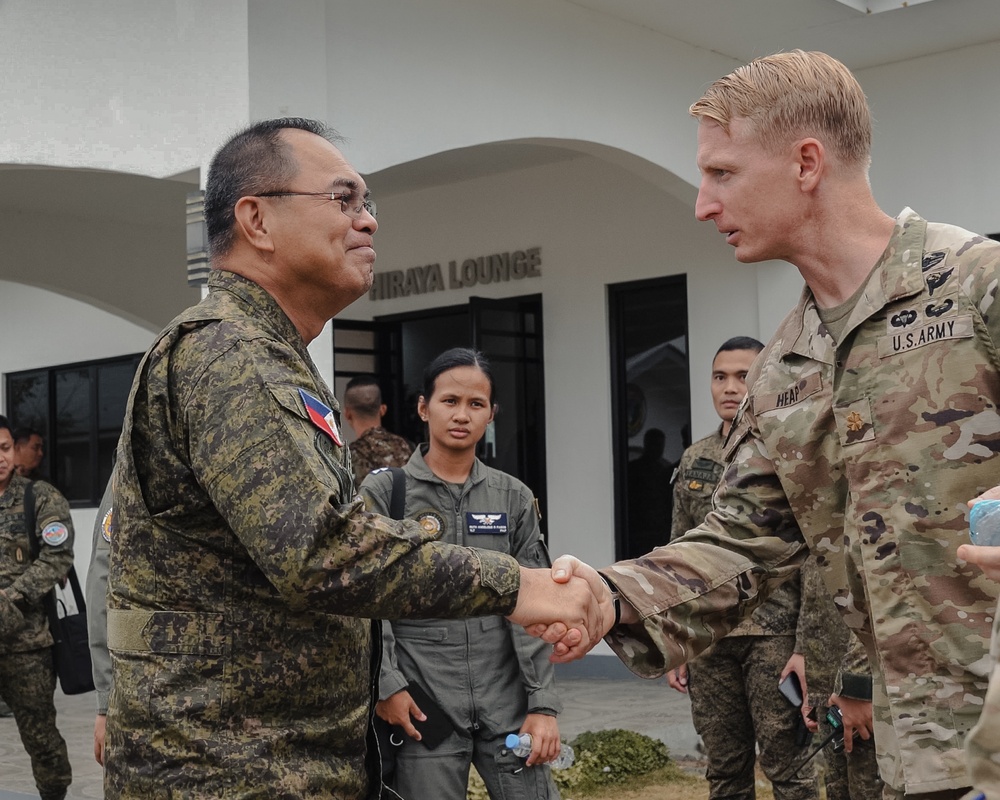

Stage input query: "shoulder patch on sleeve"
[
  {"left": 298, "top": 388, "right": 344, "bottom": 446},
  {"left": 41, "top": 522, "right": 69, "bottom": 547},
  {"left": 101, "top": 508, "right": 115, "bottom": 543}
]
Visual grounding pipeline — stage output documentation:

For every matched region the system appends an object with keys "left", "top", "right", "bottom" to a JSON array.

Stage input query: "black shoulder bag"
[{"left": 25, "top": 482, "right": 95, "bottom": 695}]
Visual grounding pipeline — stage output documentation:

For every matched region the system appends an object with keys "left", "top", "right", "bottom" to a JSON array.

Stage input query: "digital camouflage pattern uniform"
[
  {"left": 0, "top": 473, "right": 74, "bottom": 800},
  {"left": 363, "top": 447, "right": 560, "bottom": 800},
  {"left": 350, "top": 427, "right": 413, "bottom": 490},
  {"left": 106, "top": 270, "right": 522, "bottom": 800},
  {"left": 672, "top": 426, "right": 816, "bottom": 800},
  {"left": 798, "top": 557, "right": 883, "bottom": 800},
  {"left": 965, "top": 598, "right": 1000, "bottom": 798},
  {"left": 601, "top": 209, "right": 1000, "bottom": 795}
]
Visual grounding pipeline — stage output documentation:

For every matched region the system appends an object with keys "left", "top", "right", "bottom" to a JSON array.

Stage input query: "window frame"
[{"left": 5, "top": 353, "right": 143, "bottom": 506}]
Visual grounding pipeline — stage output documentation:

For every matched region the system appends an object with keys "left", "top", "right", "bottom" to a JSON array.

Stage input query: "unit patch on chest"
[{"left": 416, "top": 511, "right": 444, "bottom": 536}]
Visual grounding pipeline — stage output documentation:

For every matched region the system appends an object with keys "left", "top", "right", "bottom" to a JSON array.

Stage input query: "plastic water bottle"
[
  {"left": 505, "top": 733, "right": 575, "bottom": 769},
  {"left": 970, "top": 500, "right": 1000, "bottom": 546}
]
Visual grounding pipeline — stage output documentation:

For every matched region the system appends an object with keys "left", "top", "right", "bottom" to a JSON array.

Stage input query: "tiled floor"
[{"left": 0, "top": 659, "right": 697, "bottom": 799}]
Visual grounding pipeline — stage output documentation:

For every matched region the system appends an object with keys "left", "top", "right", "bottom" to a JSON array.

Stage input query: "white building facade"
[{"left": 3, "top": 1, "right": 1000, "bottom": 658}]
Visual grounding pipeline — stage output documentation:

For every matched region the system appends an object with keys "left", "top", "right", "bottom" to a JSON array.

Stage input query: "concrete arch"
[
  {"left": 366, "top": 137, "right": 696, "bottom": 209},
  {"left": 0, "top": 165, "right": 200, "bottom": 332}
]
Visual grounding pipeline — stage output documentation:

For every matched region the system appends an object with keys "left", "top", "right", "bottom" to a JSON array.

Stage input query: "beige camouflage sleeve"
[{"left": 600, "top": 404, "right": 808, "bottom": 678}]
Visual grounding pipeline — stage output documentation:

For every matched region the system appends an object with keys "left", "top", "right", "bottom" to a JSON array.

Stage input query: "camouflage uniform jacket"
[
  {"left": 0, "top": 474, "right": 74, "bottom": 653},
  {"left": 107, "top": 270, "right": 521, "bottom": 800},
  {"left": 362, "top": 446, "right": 561, "bottom": 727},
  {"left": 966, "top": 598, "right": 1000, "bottom": 797},
  {"left": 350, "top": 427, "right": 413, "bottom": 490},
  {"left": 601, "top": 209, "right": 1000, "bottom": 794},
  {"left": 671, "top": 425, "right": 801, "bottom": 639}
]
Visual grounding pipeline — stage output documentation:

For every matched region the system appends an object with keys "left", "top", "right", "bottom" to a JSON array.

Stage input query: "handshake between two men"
[{"left": 507, "top": 555, "right": 638, "bottom": 662}]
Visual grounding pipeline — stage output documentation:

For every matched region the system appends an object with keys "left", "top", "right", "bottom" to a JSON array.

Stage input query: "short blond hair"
[{"left": 690, "top": 50, "right": 871, "bottom": 168}]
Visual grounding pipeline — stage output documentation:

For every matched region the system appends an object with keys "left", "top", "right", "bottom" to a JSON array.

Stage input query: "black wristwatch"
[{"left": 599, "top": 574, "right": 622, "bottom": 627}]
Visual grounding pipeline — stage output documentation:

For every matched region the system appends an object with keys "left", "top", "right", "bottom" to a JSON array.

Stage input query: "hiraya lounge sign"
[{"left": 369, "top": 247, "right": 541, "bottom": 302}]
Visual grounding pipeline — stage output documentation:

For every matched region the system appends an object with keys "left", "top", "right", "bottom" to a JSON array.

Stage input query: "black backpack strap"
[
  {"left": 25, "top": 481, "right": 39, "bottom": 560},
  {"left": 388, "top": 467, "right": 406, "bottom": 521}
]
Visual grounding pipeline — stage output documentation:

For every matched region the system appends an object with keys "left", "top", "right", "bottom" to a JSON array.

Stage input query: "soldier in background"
[
  {"left": 668, "top": 336, "right": 817, "bottom": 800},
  {"left": 798, "top": 557, "right": 883, "bottom": 799},
  {"left": 541, "top": 50, "right": 1000, "bottom": 800},
  {"left": 104, "top": 117, "right": 604, "bottom": 799},
  {"left": 0, "top": 414, "right": 74, "bottom": 800},
  {"left": 13, "top": 427, "right": 46, "bottom": 481},
  {"left": 342, "top": 374, "right": 413, "bottom": 489}
]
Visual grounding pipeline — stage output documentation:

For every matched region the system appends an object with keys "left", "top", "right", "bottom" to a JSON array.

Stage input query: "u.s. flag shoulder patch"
[{"left": 298, "top": 388, "right": 344, "bottom": 446}]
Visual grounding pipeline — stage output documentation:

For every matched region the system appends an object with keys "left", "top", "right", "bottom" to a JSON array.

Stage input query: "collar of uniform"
[
  {"left": 409, "top": 443, "right": 488, "bottom": 488},
  {"left": 206, "top": 269, "right": 306, "bottom": 354},
  {"left": 777, "top": 208, "right": 927, "bottom": 364},
  {"left": 843, "top": 207, "right": 927, "bottom": 328},
  {"left": 0, "top": 472, "right": 26, "bottom": 509}
]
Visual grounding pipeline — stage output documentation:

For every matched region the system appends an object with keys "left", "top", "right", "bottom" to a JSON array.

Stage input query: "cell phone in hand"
[
  {"left": 778, "top": 672, "right": 804, "bottom": 708},
  {"left": 405, "top": 682, "right": 455, "bottom": 750}
]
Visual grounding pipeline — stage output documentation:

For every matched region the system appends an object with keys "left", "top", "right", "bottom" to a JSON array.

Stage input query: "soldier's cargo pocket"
[
  {"left": 495, "top": 744, "right": 558, "bottom": 798},
  {"left": 149, "top": 655, "right": 224, "bottom": 724}
]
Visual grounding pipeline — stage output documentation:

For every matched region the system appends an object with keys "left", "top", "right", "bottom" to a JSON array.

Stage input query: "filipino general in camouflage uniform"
[
  {"left": 105, "top": 118, "right": 601, "bottom": 800},
  {"left": 544, "top": 52, "right": 1000, "bottom": 800},
  {"left": 343, "top": 374, "right": 413, "bottom": 489},
  {"left": 669, "top": 338, "right": 817, "bottom": 800},
  {"left": 0, "top": 415, "right": 74, "bottom": 800}
]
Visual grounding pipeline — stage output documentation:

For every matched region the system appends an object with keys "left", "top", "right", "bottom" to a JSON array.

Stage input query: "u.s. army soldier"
[
  {"left": 540, "top": 51, "right": 1000, "bottom": 800},
  {"left": 668, "top": 337, "right": 818, "bottom": 800},
  {"left": 104, "top": 118, "right": 605, "bottom": 800}
]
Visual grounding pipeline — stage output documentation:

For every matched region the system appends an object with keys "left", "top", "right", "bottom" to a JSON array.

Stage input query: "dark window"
[
  {"left": 609, "top": 276, "right": 690, "bottom": 560},
  {"left": 5, "top": 354, "right": 142, "bottom": 505}
]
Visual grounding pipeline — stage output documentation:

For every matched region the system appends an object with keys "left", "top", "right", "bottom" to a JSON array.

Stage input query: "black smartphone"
[
  {"left": 778, "top": 672, "right": 804, "bottom": 708},
  {"left": 406, "top": 682, "right": 455, "bottom": 750}
]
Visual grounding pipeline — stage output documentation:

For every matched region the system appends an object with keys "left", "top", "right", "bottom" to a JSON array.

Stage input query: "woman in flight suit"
[{"left": 361, "top": 347, "right": 562, "bottom": 800}]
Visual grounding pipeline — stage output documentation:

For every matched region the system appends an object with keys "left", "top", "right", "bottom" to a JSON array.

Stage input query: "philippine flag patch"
[{"left": 298, "top": 389, "right": 344, "bottom": 446}]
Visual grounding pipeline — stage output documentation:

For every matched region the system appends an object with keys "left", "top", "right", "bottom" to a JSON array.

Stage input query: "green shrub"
[
  {"left": 467, "top": 728, "right": 674, "bottom": 798},
  {"left": 555, "top": 729, "right": 673, "bottom": 792}
]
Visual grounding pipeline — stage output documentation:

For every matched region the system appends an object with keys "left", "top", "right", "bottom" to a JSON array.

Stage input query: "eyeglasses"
[{"left": 256, "top": 190, "right": 377, "bottom": 219}]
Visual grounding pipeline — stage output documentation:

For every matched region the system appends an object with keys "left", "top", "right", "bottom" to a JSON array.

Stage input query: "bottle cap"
[{"left": 506, "top": 733, "right": 522, "bottom": 748}]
